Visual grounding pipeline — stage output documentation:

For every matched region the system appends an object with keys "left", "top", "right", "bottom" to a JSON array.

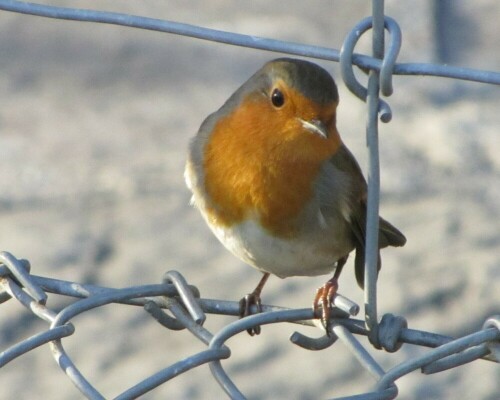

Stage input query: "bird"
[{"left": 185, "top": 58, "right": 406, "bottom": 335}]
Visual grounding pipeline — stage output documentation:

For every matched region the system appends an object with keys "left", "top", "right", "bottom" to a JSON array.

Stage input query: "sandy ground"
[{"left": 0, "top": 1, "right": 499, "bottom": 399}]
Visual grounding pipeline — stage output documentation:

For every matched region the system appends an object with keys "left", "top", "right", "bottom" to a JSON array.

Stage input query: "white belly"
[{"left": 208, "top": 218, "right": 348, "bottom": 278}]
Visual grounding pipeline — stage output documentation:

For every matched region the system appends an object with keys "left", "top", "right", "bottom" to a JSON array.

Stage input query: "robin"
[{"left": 185, "top": 58, "right": 406, "bottom": 335}]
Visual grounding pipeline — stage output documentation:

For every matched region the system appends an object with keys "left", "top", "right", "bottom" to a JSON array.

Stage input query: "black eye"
[{"left": 271, "top": 88, "right": 285, "bottom": 107}]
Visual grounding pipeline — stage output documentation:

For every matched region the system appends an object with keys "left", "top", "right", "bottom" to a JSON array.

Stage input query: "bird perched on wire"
[{"left": 185, "top": 58, "right": 406, "bottom": 335}]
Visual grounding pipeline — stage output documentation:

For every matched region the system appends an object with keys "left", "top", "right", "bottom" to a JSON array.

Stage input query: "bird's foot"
[
  {"left": 313, "top": 277, "right": 339, "bottom": 335},
  {"left": 239, "top": 291, "right": 263, "bottom": 336}
]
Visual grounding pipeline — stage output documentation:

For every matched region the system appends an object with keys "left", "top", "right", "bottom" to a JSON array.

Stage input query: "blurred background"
[{"left": 0, "top": 1, "right": 498, "bottom": 399}]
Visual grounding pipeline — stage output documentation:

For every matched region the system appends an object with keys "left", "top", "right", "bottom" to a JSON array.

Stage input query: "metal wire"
[
  {"left": 0, "top": 0, "right": 499, "bottom": 85},
  {"left": 1, "top": 253, "right": 498, "bottom": 399},
  {"left": 0, "top": 1, "right": 499, "bottom": 399}
]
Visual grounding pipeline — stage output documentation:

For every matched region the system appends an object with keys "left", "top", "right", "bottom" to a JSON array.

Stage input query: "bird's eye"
[{"left": 271, "top": 88, "right": 285, "bottom": 108}]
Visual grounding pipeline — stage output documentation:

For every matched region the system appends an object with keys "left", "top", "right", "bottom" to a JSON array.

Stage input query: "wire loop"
[
  {"left": 378, "top": 313, "right": 408, "bottom": 353},
  {"left": 0, "top": 252, "right": 46, "bottom": 304},
  {"left": 163, "top": 270, "right": 206, "bottom": 325},
  {"left": 483, "top": 316, "right": 500, "bottom": 362},
  {"left": 340, "top": 16, "right": 402, "bottom": 122},
  {"left": 290, "top": 330, "right": 338, "bottom": 350}
]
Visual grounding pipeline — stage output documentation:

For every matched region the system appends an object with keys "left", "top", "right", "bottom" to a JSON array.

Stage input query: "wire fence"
[{"left": 0, "top": 1, "right": 499, "bottom": 399}]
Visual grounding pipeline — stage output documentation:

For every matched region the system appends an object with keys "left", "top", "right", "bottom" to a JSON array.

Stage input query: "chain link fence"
[{"left": 0, "top": 1, "right": 499, "bottom": 399}]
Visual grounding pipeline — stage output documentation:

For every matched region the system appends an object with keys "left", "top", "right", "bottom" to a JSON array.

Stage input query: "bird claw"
[
  {"left": 313, "top": 278, "right": 339, "bottom": 336},
  {"left": 239, "top": 292, "right": 263, "bottom": 336}
]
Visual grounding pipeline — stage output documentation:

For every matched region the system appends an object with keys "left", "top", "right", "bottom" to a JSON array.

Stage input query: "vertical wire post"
[{"left": 364, "top": 0, "right": 385, "bottom": 347}]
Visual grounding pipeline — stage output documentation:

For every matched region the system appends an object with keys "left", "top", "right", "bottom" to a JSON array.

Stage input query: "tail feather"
[
  {"left": 378, "top": 217, "right": 407, "bottom": 248},
  {"left": 354, "top": 245, "right": 381, "bottom": 289},
  {"left": 353, "top": 217, "right": 406, "bottom": 289}
]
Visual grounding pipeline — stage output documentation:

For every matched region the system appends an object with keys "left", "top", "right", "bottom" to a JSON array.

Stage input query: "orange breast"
[{"left": 203, "top": 91, "right": 341, "bottom": 238}]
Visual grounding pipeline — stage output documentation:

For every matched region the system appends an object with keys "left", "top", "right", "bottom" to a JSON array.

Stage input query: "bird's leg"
[
  {"left": 313, "top": 255, "right": 348, "bottom": 334},
  {"left": 239, "top": 272, "right": 270, "bottom": 336}
]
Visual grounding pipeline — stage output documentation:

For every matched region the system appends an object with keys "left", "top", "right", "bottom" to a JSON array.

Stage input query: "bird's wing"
[{"left": 324, "top": 143, "right": 406, "bottom": 288}]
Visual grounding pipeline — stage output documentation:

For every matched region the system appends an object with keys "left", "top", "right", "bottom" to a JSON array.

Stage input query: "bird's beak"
[{"left": 300, "top": 118, "right": 329, "bottom": 139}]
